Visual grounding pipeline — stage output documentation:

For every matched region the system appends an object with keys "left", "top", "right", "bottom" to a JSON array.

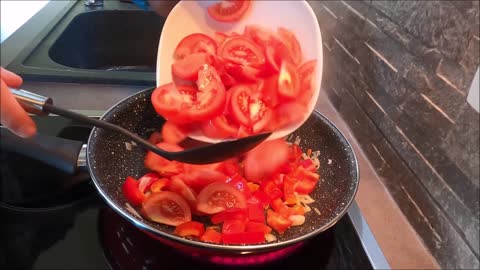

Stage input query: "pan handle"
[{"left": 0, "top": 127, "right": 85, "bottom": 174}]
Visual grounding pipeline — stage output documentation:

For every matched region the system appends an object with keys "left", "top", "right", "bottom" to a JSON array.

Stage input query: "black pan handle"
[{"left": 0, "top": 127, "right": 84, "bottom": 174}]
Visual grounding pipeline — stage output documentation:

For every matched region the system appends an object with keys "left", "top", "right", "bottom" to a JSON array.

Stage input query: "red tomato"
[
  {"left": 137, "top": 172, "right": 161, "bottom": 194},
  {"left": 245, "top": 221, "right": 272, "bottom": 234},
  {"left": 248, "top": 191, "right": 270, "bottom": 209},
  {"left": 222, "top": 219, "right": 246, "bottom": 234},
  {"left": 150, "top": 83, "right": 196, "bottom": 124},
  {"left": 272, "top": 101, "right": 307, "bottom": 130},
  {"left": 277, "top": 61, "right": 300, "bottom": 100},
  {"left": 211, "top": 208, "right": 248, "bottom": 224},
  {"left": 141, "top": 191, "right": 192, "bottom": 226},
  {"left": 219, "top": 158, "right": 241, "bottom": 177},
  {"left": 200, "top": 115, "right": 238, "bottom": 139},
  {"left": 266, "top": 209, "right": 292, "bottom": 234},
  {"left": 247, "top": 203, "right": 265, "bottom": 223},
  {"left": 200, "top": 228, "right": 222, "bottom": 243},
  {"left": 244, "top": 24, "right": 279, "bottom": 48},
  {"left": 298, "top": 59, "right": 317, "bottom": 105},
  {"left": 161, "top": 121, "right": 187, "bottom": 145},
  {"left": 169, "top": 176, "right": 198, "bottom": 210},
  {"left": 122, "top": 177, "right": 146, "bottom": 206},
  {"left": 260, "top": 74, "right": 280, "bottom": 108},
  {"left": 298, "top": 59, "right": 317, "bottom": 81},
  {"left": 197, "top": 182, "right": 247, "bottom": 214},
  {"left": 174, "top": 33, "right": 217, "bottom": 60},
  {"left": 218, "top": 36, "right": 265, "bottom": 68},
  {"left": 193, "top": 65, "right": 227, "bottom": 121},
  {"left": 150, "top": 178, "right": 171, "bottom": 193},
  {"left": 229, "top": 85, "right": 272, "bottom": 132},
  {"left": 277, "top": 27, "right": 302, "bottom": 65},
  {"left": 144, "top": 142, "right": 184, "bottom": 177},
  {"left": 178, "top": 169, "right": 230, "bottom": 193},
  {"left": 172, "top": 53, "right": 213, "bottom": 81},
  {"left": 224, "top": 63, "right": 261, "bottom": 82},
  {"left": 243, "top": 139, "right": 290, "bottom": 182},
  {"left": 174, "top": 221, "right": 205, "bottom": 237},
  {"left": 283, "top": 175, "right": 298, "bottom": 205},
  {"left": 207, "top": 0, "right": 251, "bottom": 23},
  {"left": 147, "top": 131, "right": 162, "bottom": 145},
  {"left": 226, "top": 174, "right": 251, "bottom": 198},
  {"left": 222, "top": 231, "right": 265, "bottom": 244}
]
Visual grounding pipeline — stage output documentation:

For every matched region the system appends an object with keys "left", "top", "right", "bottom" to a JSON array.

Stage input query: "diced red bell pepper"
[
  {"left": 211, "top": 208, "right": 248, "bottom": 224},
  {"left": 283, "top": 175, "right": 298, "bottom": 205},
  {"left": 300, "top": 159, "right": 317, "bottom": 172},
  {"left": 247, "top": 203, "right": 265, "bottom": 223},
  {"left": 174, "top": 221, "right": 205, "bottom": 237},
  {"left": 289, "top": 144, "right": 303, "bottom": 163},
  {"left": 247, "top": 182, "right": 260, "bottom": 192},
  {"left": 222, "top": 231, "right": 265, "bottom": 244},
  {"left": 267, "top": 209, "right": 292, "bottom": 234},
  {"left": 248, "top": 191, "right": 270, "bottom": 209},
  {"left": 222, "top": 219, "right": 246, "bottom": 234},
  {"left": 226, "top": 174, "right": 252, "bottom": 198},
  {"left": 150, "top": 178, "right": 171, "bottom": 193},
  {"left": 245, "top": 221, "right": 272, "bottom": 234},
  {"left": 261, "top": 180, "right": 283, "bottom": 200},
  {"left": 200, "top": 228, "right": 222, "bottom": 243},
  {"left": 291, "top": 167, "right": 320, "bottom": 195},
  {"left": 122, "top": 176, "right": 146, "bottom": 206}
]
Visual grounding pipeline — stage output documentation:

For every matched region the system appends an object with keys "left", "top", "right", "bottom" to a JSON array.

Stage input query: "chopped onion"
[
  {"left": 311, "top": 150, "right": 321, "bottom": 159},
  {"left": 125, "top": 142, "right": 133, "bottom": 151},
  {"left": 297, "top": 194, "right": 315, "bottom": 204},
  {"left": 125, "top": 203, "right": 142, "bottom": 219},
  {"left": 131, "top": 141, "right": 137, "bottom": 146},
  {"left": 313, "top": 207, "right": 321, "bottom": 216},
  {"left": 289, "top": 215, "right": 306, "bottom": 226},
  {"left": 294, "top": 136, "right": 301, "bottom": 145},
  {"left": 328, "top": 159, "right": 333, "bottom": 165},
  {"left": 301, "top": 153, "right": 309, "bottom": 160},
  {"left": 313, "top": 158, "right": 320, "bottom": 169},
  {"left": 301, "top": 202, "right": 311, "bottom": 212},
  {"left": 265, "top": 233, "right": 277, "bottom": 242}
]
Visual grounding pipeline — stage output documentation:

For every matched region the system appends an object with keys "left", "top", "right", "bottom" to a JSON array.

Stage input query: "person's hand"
[
  {"left": 147, "top": 0, "right": 178, "bottom": 17},
  {"left": 0, "top": 67, "right": 37, "bottom": 137}
]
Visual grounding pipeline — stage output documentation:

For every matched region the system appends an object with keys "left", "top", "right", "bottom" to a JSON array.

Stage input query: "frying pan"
[{"left": 0, "top": 86, "right": 359, "bottom": 254}]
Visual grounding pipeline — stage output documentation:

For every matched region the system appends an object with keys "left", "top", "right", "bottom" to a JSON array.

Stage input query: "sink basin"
[
  {"left": 4, "top": 1, "right": 166, "bottom": 86},
  {"left": 49, "top": 10, "right": 162, "bottom": 72}
]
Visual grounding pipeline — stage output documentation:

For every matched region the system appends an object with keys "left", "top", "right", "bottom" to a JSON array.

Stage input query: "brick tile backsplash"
[{"left": 311, "top": 0, "right": 480, "bottom": 268}]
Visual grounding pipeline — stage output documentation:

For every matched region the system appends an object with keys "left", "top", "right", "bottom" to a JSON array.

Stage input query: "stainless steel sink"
[{"left": 4, "top": 1, "right": 165, "bottom": 86}]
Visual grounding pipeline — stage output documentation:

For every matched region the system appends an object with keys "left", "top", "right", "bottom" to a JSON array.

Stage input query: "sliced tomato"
[
  {"left": 244, "top": 24, "right": 279, "bottom": 48},
  {"left": 272, "top": 101, "right": 307, "bottom": 130},
  {"left": 137, "top": 172, "right": 161, "bottom": 194},
  {"left": 224, "top": 63, "right": 261, "bottom": 82},
  {"left": 172, "top": 53, "right": 213, "bottom": 81},
  {"left": 243, "top": 139, "right": 290, "bottom": 182},
  {"left": 236, "top": 125, "right": 251, "bottom": 138},
  {"left": 298, "top": 59, "right": 317, "bottom": 105},
  {"left": 161, "top": 121, "right": 187, "bottom": 145},
  {"left": 277, "top": 27, "right": 302, "bottom": 65},
  {"left": 174, "top": 221, "right": 205, "bottom": 238},
  {"left": 277, "top": 60, "right": 300, "bottom": 100},
  {"left": 225, "top": 174, "right": 251, "bottom": 198},
  {"left": 141, "top": 191, "right": 191, "bottom": 226},
  {"left": 147, "top": 131, "right": 162, "bottom": 145},
  {"left": 218, "top": 36, "right": 265, "bottom": 68},
  {"left": 200, "top": 115, "right": 238, "bottom": 139},
  {"left": 174, "top": 33, "right": 217, "bottom": 60},
  {"left": 197, "top": 182, "right": 247, "bottom": 214},
  {"left": 247, "top": 203, "right": 265, "bottom": 223},
  {"left": 298, "top": 59, "right": 317, "bottom": 81},
  {"left": 150, "top": 178, "right": 171, "bottom": 193},
  {"left": 178, "top": 169, "right": 230, "bottom": 193},
  {"left": 260, "top": 74, "right": 280, "bottom": 108},
  {"left": 200, "top": 228, "right": 222, "bottom": 243},
  {"left": 283, "top": 175, "right": 298, "bottom": 205},
  {"left": 218, "top": 158, "right": 241, "bottom": 177},
  {"left": 222, "top": 231, "right": 265, "bottom": 244},
  {"left": 261, "top": 180, "right": 283, "bottom": 201},
  {"left": 222, "top": 219, "right": 246, "bottom": 234},
  {"left": 248, "top": 191, "right": 270, "bottom": 209},
  {"left": 122, "top": 177, "right": 145, "bottom": 206},
  {"left": 151, "top": 83, "right": 196, "bottom": 124},
  {"left": 211, "top": 208, "right": 248, "bottom": 224},
  {"left": 144, "top": 142, "right": 184, "bottom": 177},
  {"left": 169, "top": 176, "right": 198, "bottom": 210},
  {"left": 245, "top": 221, "right": 272, "bottom": 234},
  {"left": 229, "top": 85, "right": 272, "bottom": 132},
  {"left": 207, "top": 0, "right": 251, "bottom": 23},
  {"left": 192, "top": 64, "right": 227, "bottom": 121},
  {"left": 266, "top": 209, "right": 292, "bottom": 234}
]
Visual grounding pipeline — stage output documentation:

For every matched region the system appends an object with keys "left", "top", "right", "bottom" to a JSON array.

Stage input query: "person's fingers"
[
  {"left": 0, "top": 79, "right": 37, "bottom": 137},
  {"left": 1, "top": 67, "right": 23, "bottom": 88}
]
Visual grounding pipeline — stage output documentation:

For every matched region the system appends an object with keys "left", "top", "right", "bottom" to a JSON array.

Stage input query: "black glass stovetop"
[{"left": 0, "top": 116, "right": 373, "bottom": 270}]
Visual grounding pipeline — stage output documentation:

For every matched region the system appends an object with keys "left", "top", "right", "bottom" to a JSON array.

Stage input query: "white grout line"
[
  {"left": 366, "top": 18, "right": 380, "bottom": 30},
  {"left": 341, "top": 1, "right": 365, "bottom": 20},
  {"left": 331, "top": 87, "right": 339, "bottom": 95},
  {"left": 333, "top": 37, "right": 361, "bottom": 64},
  {"left": 323, "top": 42, "right": 332, "bottom": 52},
  {"left": 365, "top": 91, "right": 388, "bottom": 116},
  {"left": 364, "top": 42, "right": 398, "bottom": 73},
  {"left": 321, "top": 4, "right": 338, "bottom": 19},
  {"left": 474, "top": 35, "right": 480, "bottom": 41},
  {"left": 371, "top": 143, "right": 387, "bottom": 165},
  {"left": 395, "top": 126, "right": 464, "bottom": 204},
  {"left": 435, "top": 72, "right": 466, "bottom": 96},
  {"left": 420, "top": 94, "right": 456, "bottom": 124},
  {"left": 400, "top": 184, "right": 442, "bottom": 245}
]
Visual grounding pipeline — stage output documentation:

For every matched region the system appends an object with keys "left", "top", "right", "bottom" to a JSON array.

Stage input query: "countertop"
[{"left": 0, "top": 1, "right": 440, "bottom": 269}]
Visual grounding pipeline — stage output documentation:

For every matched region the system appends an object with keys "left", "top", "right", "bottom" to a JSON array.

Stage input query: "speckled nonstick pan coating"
[{"left": 87, "top": 87, "right": 359, "bottom": 253}]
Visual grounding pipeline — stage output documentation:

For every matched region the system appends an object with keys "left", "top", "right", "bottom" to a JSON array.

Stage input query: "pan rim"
[{"left": 86, "top": 87, "right": 360, "bottom": 252}]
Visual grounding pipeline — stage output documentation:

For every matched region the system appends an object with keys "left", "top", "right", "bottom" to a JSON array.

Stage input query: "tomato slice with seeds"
[
  {"left": 197, "top": 182, "right": 247, "bottom": 214},
  {"left": 172, "top": 53, "right": 213, "bottom": 81},
  {"left": 218, "top": 36, "right": 265, "bottom": 68},
  {"left": 141, "top": 191, "right": 192, "bottom": 226},
  {"left": 277, "top": 27, "right": 302, "bottom": 65},
  {"left": 207, "top": 0, "right": 251, "bottom": 23},
  {"left": 174, "top": 33, "right": 217, "bottom": 60},
  {"left": 176, "top": 169, "right": 230, "bottom": 193},
  {"left": 150, "top": 178, "right": 171, "bottom": 193},
  {"left": 169, "top": 176, "right": 198, "bottom": 210},
  {"left": 138, "top": 172, "right": 161, "bottom": 194},
  {"left": 229, "top": 85, "right": 272, "bottom": 131},
  {"left": 278, "top": 61, "right": 300, "bottom": 100},
  {"left": 272, "top": 101, "right": 307, "bottom": 130},
  {"left": 298, "top": 59, "right": 317, "bottom": 105}
]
